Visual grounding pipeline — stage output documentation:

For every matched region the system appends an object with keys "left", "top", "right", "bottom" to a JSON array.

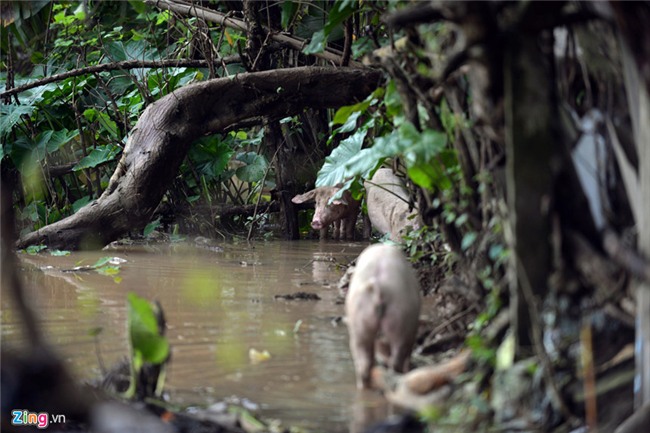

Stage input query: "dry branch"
[{"left": 0, "top": 57, "right": 240, "bottom": 99}]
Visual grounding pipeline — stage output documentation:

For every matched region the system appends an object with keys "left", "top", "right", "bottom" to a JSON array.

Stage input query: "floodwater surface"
[{"left": 2, "top": 240, "right": 395, "bottom": 432}]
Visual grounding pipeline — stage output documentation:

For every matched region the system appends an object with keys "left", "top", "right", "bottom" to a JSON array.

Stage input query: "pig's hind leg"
[
  {"left": 349, "top": 328, "right": 376, "bottom": 389},
  {"left": 387, "top": 332, "right": 417, "bottom": 373},
  {"left": 347, "top": 283, "right": 382, "bottom": 389},
  {"left": 380, "top": 313, "right": 417, "bottom": 373}
]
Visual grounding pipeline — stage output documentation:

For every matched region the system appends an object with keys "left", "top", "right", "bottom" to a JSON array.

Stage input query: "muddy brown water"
[{"left": 2, "top": 240, "right": 405, "bottom": 433}]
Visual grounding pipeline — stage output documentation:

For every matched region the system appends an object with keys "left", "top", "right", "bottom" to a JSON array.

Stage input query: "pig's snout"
[{"left": 311, "top": 212, "right": 325, "bottom": 229}]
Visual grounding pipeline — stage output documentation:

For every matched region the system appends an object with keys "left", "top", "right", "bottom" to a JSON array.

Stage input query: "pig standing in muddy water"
[
  {"left": 291, "top": 186, "right": 360, "bottom": 240},
  {"left": 345, "top": 243, "right": 421, "bottom": 389},
  {"left": 365, "top": 168, "right": 421, "bottom": 242}
]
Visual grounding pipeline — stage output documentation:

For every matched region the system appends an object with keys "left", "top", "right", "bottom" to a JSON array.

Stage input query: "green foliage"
[
  {"left": 49, "top": 249, "right": 71, "bottom": 256},
  {"left": 72, "top": 196, "right": 91, "bottom": 213},
  {"left": 317, "top": 82, "right": 450, "bottom": 193},
  {"left": 235, "top": 152, "right": 269, "bottom": 183},
  {"left": 90, "top": 256, "right": 123, "bottom": 283},
  {"left": 281, "top": 1, "right": 300, "bottom": 30},
  {"left": 303, "top": 0, "right": 356, "bottom": 54},
  {"left": 461, "top": 232, "right": 477, "bottom": 251},
  {"left": 301, "top": 0, "right": 368, "bottom": 54},
  {"left": 317, "top": 129, "right": 367, "bottom": 186},
  {"left": 2, "top": 2, "right": 276, "bottom": 235},
  {"left": 143, "top": 218, "right": 161, "bottom": 237},
  {"left": 73, "top": 144, "right": 121, "bottom": 171},
  {"left": 23, "top": 244, "right": 47, "bottom": 255},
  {"left": 466, "top": 333, "right": 496, "bottom": 366},
  {"left": 125, "top": 292, "right": 169, "bottom": 399},
  {"left": 187, "top": 135, "right": 233, "bottom": 180},
  {"left": 127, "top": 292, "right": 169, "bottom": 365}
]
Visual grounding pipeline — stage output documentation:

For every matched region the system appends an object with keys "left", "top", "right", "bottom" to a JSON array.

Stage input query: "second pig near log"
[{"left": 365, "top": 168, "right": 421, "bottom": 242}]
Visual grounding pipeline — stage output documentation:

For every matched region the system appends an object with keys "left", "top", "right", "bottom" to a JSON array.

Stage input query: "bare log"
[{"left": 16, "top": 67, "right": 382, "bottom": 250}]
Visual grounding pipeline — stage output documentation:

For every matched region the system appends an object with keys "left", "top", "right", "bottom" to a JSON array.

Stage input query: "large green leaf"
[
  {"left": 401, "top": 126, "right": 451, "bottom": 191},
  {"left": 0, "top": 104, "right": 35, "bottom": 137},
  {"left": 324, "top": 0, "right": 357, "bottom": 34},
  {"left": 5, "top": 136, "right": 39, "bottom": 173},
  {"left": 73, "top": 144, "right": 121, "bottom": 171},
  {"left": 188, "top": 136, "right": 233, "bottom": 179},
  {"left": 3, "top": 129, "right": 79, "bottom": 171},
  {"left": 340, "top": 131, "right": 402, "bottom": 179},
  {"left": 72, "top": 195, "right": 91, "bottom": 213},
  {"left": 2, "top": 79, "right": 55, "bottom": 132},
  {"left": 127, "top": 292, "right": 169, "bottom": 365},
  {"left": 281, "top": 0, "right": 299, "bottom": 30},
  {"left": 44, "top": 129, "right": 79, "bottom": 153},
  {"left": 331, "top": 88, "right": 383, "bottom": 126},
  {"left": 316, "top": 128, "right": 367, "bottom": 187},
  {"left": 235, "top": 152, "right": 268, "bottom": 183},
  {"left": 303, "top": 29, "right": 327, "bottom": 54},
  {"left": 303, "top": 0, "right": 357, "bottom": 55},
  {"left": 104, "top": 40, "right": 153, "bottom": 62},
  {"left": 127, "top": 0, "right": 147, "bottom": 14},
  {"left": 83, "top": 109, "right": 120, "bottom": 140},
  {"left": 318, "top": 121, "right": 450, "bottom": 192}
]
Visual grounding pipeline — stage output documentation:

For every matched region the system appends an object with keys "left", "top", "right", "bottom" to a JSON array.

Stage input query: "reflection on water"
[{"left": 2, "top": 240, "right": 395, "bottom": 432}]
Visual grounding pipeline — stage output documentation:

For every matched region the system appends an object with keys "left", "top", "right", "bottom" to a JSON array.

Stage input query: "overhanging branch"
[{"left": 0, "top": 57, "right": 240, "bottom": 99}]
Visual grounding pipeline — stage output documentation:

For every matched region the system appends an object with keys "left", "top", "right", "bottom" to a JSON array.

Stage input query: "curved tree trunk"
[{"left": 16, "top": 67, "right": 381, "bottom": 250}]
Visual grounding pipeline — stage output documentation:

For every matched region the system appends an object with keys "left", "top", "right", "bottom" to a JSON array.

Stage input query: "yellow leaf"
[
  {"left": 225, "top": 29, "right": 233, "bottom": 46},
  {"left": 249, "top": 348, "right": 271, "bottom": 364}
]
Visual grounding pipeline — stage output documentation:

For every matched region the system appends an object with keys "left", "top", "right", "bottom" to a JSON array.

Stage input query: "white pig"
[
  {"left": 345, "top": 243, "right": 421, "bottom": 389},
  {"left": 365, "top": 168, "right": 421, "bottom": 242},
  {"left": 292, "top": 186, "right": 360, "bottom": 240}
]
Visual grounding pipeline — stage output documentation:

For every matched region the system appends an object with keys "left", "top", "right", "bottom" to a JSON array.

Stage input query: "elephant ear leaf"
[
  {"left": 316, "top": 129, "right": 366, "bottom": 187},
  {"left": 235, "top": 152, "right": 268, "bottom": 183},
  {"left": 73, "top": 144, "right": 121, "bottom": 171}
]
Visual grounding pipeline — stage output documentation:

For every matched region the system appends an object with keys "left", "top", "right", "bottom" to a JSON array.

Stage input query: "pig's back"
[{"left": 349, "top": 244, "right": 420, "bottom": 302}]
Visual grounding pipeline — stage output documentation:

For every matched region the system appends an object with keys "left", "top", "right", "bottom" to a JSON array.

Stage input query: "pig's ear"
[{"left": 292, "top": 190, "right": 315, "bottom": 203}]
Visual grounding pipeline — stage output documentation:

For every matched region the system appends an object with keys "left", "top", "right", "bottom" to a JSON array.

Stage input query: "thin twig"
[
  {"left": 580, "top": 321, "right": 599, "bottom": 433},
  {"left": 516, "top": 255, "right": 581, "bottom": 426},
  {"left": 0, "top": 57, "right": 240, "bottom": 99},
  {"left": 246, "top": 138, "right": 282, "bottom": 242}
]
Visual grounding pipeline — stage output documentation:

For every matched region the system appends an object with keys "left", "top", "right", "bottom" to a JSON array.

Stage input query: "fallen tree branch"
[
  {"left": 16, "top": 67, "right": 381, "bottom": 250},
  {"left": 218, "top": 201, "right": 279, "bottom": 220},
  {"left": 0, "top": 57, "right": 240, "bottom": 99}
]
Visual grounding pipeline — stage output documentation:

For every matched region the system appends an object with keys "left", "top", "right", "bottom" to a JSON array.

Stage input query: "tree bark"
[
  {"left": 610, "top": 2, "right": 650, "bottom": 409},
  {"left": 504, "top": 27, "right": 557, "bottom": 352},
  {"left": 16, "top": 67, "right": 381, "bottom": 250}
]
